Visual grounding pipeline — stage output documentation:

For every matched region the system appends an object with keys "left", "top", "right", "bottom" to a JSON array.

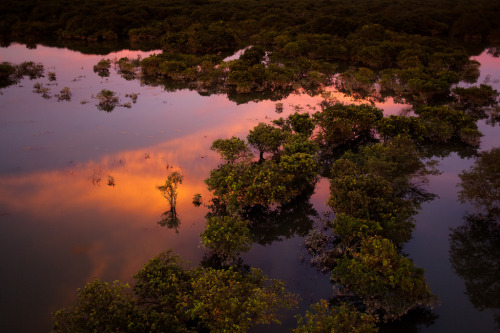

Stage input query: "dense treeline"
[
  {"left": 3, "top": 0, "right": 499, "bottom": 109},
  {"left": 136, "top": 28, "right": 497, "bottom": 108},
  {"left": 1, "top": 0, "right": 500, "bottom": 43}
]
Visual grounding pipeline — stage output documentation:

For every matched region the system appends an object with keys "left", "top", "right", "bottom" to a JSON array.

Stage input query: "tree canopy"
[{"left": 53, "top": 250, "right": 297, "bottom": 333}]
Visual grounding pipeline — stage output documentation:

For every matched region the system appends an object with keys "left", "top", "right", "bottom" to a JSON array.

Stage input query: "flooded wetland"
[{"left": 1, "top": 39, "right": 499, "bottom": 332}]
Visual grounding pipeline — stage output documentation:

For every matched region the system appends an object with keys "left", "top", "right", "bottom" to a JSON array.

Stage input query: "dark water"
[{"left": 0, "top": 43, "right": 499, "bottom": 332}]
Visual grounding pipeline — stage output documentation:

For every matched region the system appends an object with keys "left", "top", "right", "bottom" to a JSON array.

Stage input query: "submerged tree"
[
  {"left": 157, "top": 171, "right": 184, "bottom": 231},
  {"left": 0, "top": 62, "right": 18, "bottom": 89},
  {"left": 293, "top": 300, "right": 378, "bottom": 333},
  {"left": 52, "top": 280, "right": 138, "bottom": 333},
  {"left": 210, "top": 136, "right": 253, "bottom": 164},
  {"left": 192, "top": 193, "right": 202, "bottom": 206},
  {"left": 206, "top": 115, "right": 319, "bottom": 212},
  {"left": 188, "top": 267, "right": 297, "bottom": 332},
  {"left": 332, "top": 236, "right": 437, "bottom": 322},
  {"left": 157, "top": 171, "right": 184, "bottom": 212},
  {"left": 93, "top": 58, "right": 111, "bottom": 77},
  {"left": 306, "top": 134, "right": 438, "bottom": 322},
  {"left": 96, "top": 89, "right": 119, "bottom": 112},
  {"left": 313, "top": 102, "right": 382, "bottom": 163},
  {"left": 201, "top": 215, "right": 252, "bottom": 263},
  {"left": 55, "top": 87, "right": 72, "bottom": 102},
  {"left": 247, "top": 122, "right": 287, "bottom": 162},
  {"left": 327, "top": 136, "right": 438, "bottom": 248}
]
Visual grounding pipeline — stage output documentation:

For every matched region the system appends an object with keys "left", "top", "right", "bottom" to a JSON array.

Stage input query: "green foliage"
[
  {"left": 348, "top": 135, "right": 439, "bottom": 193},
  {"left": 211, "top": 136, "right": 253, "bottom": 164},
  {"left": 192, "top": 193, "right": 202, "bottom": 206},
  {"left": 377, "top": 105, "right": 484, "bottom": 148},
  {"left": 93, "top": 58, "right": 111, "bottom": 77},
  {"left": 329, "top": 158, "right": 415, "bottom": 246},
  {"left": 55, "top": 87, "right": 72, "bottom": 102},
  {"left": 3, "top": 0, "right": 500, "bottom": 44},
  {"left": 33, "top": 82, "right": 51, "bottom": 99},
  {"left": 331, "top": 213, "right": 383, "bottom": 251},
  {"left": 116, "top": 57, "right": 141, "bottom": 80},
  {"left": 282, "top": 133, "right": 320, "bottom": 156},
  {"left": 332, "top": 236, "right": 437, "bottom": 321},
  {"left": 16, "top": 61, "right": 44, "bottom": 79},
  {"left": 247, "top": 122, "right": 287, "bottom": 161},
  {"left": 162, "top": 22, "right": 236, "bottom": 54},
  {"left": 133, "top": 250, "right": 193, "bottom": 332},
  {"left": 288, "top": 112, "right": 315, "bottom": 137},
  {"left": 96, "top": 89, "right": 119, "bottom": 112},
  {"left": 54, "top": 250, "right": 297, "bottom": 333},
  {"left": 48, "top": 71, "right": 57, "bottom": 81},
  {"left": 204, "top": 161, "right": 256, "bottom": 210},
  {"left": 3, "top": 0, "right": 500, "bottom": 103},
  {"left": 328, "top": 136, "right": 437, "bottom": 246},
  {"left": 239, "top": 46, "right": 266, "bottom": 65},
  {"left": 188, "top": 267, "right": 297, "bottom": 332},
  {"left": 247, "top": 153, "right": 318, "bottom": 205},
  {"left": 416, "top": 105, "right": 483, "bottom": 146},
  {"left": 52, "top": 280, "right": 139, "bottom": 333},
  {"left": 201, "top": 215, "right": 252, "bottom": 259},
  {"left": 1, "top": 61, "right": 46, "bottom": 90},
  {"left": 0, "top": 62, "right": 17, "bottom": 88},
  {"left": 157, "top": 171, "right": 184, "bottom": 210},
  {"left": 313, "top": 103, "right": 383, "bottom": 150},
  {"left": 206, "top": 114, "right": 320, "bottom": 211},
  {"left": 206, "top": 150, "right": 318, "bottom": 209},
  {"left": 6, "top": 0, "right": 498, "bottom": 329},
  {"left": 129, "top": 25, "right": 163, "bottom": 42},
  {"left": 293, "top": 300, "right": 378, "bottom": 333},
  {"left": 376, "top": 115, "right": 427, "bottom": 142},
  {"left": 452, "top": 84, "right": 500, "bottom": 118}
]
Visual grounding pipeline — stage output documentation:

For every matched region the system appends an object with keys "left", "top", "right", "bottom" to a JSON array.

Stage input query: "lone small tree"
[
  {"left": 157, "top": 171, "right": 184, "bottom": 211},
  {"left": 247, "top": 122, "right": 287, "bottom": 162}
]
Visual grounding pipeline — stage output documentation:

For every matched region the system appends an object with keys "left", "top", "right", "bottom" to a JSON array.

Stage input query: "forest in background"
[
  {"left": 1, "top": 0, "right": 499, "bottom": 332},
  {"left": 1, "top": 0, "right": 500, "bottom": 45}
]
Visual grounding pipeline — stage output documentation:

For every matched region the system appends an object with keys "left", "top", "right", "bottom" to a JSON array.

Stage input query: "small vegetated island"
[{"left": 2, "top": 0, "right": 500, "bottom": 332}]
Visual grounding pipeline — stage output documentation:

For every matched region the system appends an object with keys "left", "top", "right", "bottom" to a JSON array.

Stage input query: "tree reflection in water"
[
  {"left": 158, "top": 209, "right": 181, "bottom": 233},
  {"left": 243, "top": 184, "right": 318, "bottom": 245},
  {"left": 449, "top": 214, "right": 500, "bottom": 330},
  {"left": 452, "top": 146, "right": 500, "bottom": 329}
]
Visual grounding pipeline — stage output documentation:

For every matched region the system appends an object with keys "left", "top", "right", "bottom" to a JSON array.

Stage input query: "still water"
[{"left": 0, "top": 43, "right": 498, "bottom": 332}]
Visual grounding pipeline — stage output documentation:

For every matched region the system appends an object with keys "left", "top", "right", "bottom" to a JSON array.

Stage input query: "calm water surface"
[{"left": 0, "top": 44, "right": 499, "bottom": 332}]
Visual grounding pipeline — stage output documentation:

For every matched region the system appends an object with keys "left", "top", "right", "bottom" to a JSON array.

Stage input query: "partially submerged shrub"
[
  {"left": 55, "top": 87, "right": 71, "bottom": 101},
  {"left": 96, "top": 89, "right": 119, "bottom": 112}
]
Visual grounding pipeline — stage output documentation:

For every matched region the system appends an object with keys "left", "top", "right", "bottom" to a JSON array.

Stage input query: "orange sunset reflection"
[
  {"left": 0, "top": 86, "right": 410, "bottom": 289},
  {"left": 0, "top": 132, "right": 227, "bottom": 291},
  {"left": 0, "top": 43, "right": 424, "bottom": 331}
]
